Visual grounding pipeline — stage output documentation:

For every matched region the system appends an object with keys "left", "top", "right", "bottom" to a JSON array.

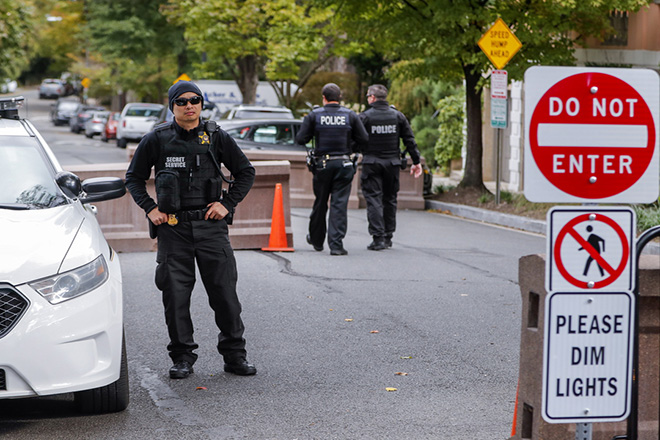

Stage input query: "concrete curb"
[{"left": 425, "top": 199, "right": 660, "bottom": 255}]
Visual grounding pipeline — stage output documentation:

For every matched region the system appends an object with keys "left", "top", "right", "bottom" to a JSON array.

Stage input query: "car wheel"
[
  {"left": 85, "top": 133, "right": 93, "bottom": 138},
  {"left": 117, "top": 138, "right": 127, "bottom": 149},
  {"left": 74, "top": 332, "right": 129, "bottom": 414}
]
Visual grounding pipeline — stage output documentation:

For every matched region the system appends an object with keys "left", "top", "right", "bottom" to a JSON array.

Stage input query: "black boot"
[
  {"left": 169, "top": 360, "right": 194, "bottom": 379},
  {"left": 367, "top": 237, "right": 387, "bottom": 251}
]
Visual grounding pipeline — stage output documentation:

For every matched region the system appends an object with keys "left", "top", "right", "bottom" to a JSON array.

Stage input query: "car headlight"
[{"left": 29, "top": 255, "right": 109, "bottom": 304}]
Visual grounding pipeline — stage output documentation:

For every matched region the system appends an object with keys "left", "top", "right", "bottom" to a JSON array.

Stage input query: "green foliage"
[
  {"left": 297, "top": 71, "right": 360, "bottom": 110},
  {"left": 634, "top": 198, "right": 660, "bottom": 232},
  {"left": 434, "top": 93, "right": 465, "bottom": 173},
  {"left": 0, "top": 0, "right": 38, "bottom": 80},
  {"left": 478, "top": 192, "right": 493, "bottom": 204}
]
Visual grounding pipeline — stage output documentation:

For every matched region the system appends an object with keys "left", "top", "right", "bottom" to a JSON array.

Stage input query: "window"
[{"left": 603, "top": 11, "right": 628, "bottom": 46}]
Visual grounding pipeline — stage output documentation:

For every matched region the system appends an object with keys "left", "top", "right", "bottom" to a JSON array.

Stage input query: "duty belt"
[
  {"left": 170, "top": 208, "right": 209, "bottom": 223},
  {"left": 315, "top": 154, "right": 350, "bottom": 161}
]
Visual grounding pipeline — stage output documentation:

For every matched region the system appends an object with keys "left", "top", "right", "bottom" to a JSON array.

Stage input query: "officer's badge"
[
  {"left": 167, "top": 214, "right": 178, "bottom": 226},
  {"left": 198, "top": 132, "right": 210, "bottom": 145}
]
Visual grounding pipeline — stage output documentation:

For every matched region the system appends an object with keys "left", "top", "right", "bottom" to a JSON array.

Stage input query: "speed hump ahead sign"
[{"left": 524, "top": 66, "right": 659, "bottom": 203}]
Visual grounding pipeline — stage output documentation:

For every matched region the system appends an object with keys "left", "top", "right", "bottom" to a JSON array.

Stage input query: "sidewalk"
[{"left": 426, "top": 174, "right": 660, "bottom": 255}]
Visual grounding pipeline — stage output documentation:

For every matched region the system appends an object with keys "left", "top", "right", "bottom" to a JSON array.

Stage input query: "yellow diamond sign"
[{"left": 478, "top": 18, "right": 522, "bottom": 70}]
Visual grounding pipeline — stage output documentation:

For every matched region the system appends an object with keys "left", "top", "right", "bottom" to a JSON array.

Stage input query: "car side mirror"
[
  {"left": 79, "top": 177, "right": 126, "bottom": 203},
  {"left": 56, "top": 171, "right": 82, "bottom": 198}
]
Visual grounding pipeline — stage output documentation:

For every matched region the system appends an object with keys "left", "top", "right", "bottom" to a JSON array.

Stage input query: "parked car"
[
  {"left": 116, "top": 102, "right": 166, "bottom": 148},
  {"left": 201, "top": 101, "right": 222, "bottom": 121},
  {"left": 221, "top": 118, "right": 307, "bottom": 151},
  {"left": 84, "top": 110, "right": 110, "bottom": 138},
  {"left": 101, "top": 112, "right": 121, "bottom": 142},
  {"left": 69, "top": 104, "right": 106, "bottom": 134},
  {"left": 220, "top": 104, "right": 294, "bottom": 120},
  {"left": 0, "top": 79, "right": 17, "bottom": 94},
  {"left": 50, "top": 97, "right": 81, "bottom": 126},
  {"left": 0, "top": 96, "right": 129, "bottom": 414},
  {"left": 39, "top": 78, "right": 67, "bottom": 99}
]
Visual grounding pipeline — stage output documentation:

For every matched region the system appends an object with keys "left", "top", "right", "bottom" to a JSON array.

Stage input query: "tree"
[
  {"left": 164, "top": 0, "right": 339, "bottom": 107},
  {"left": 0, "top": 0, "right": 36, "bottom": 81},
  {"left": 84, "top": 0, "right": 186, "bottom": 104},
  {"left": 328, "top": 0, "right": 652, "bottom": 190}
]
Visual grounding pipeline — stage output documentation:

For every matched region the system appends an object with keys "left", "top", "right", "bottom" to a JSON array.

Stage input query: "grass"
[{"left": 633, "top": 198, "right": 660, "bottom": 232}]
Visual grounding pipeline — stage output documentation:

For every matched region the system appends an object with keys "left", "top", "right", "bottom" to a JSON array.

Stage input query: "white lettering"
[
  {"left": 593, "top": 98, "right": 606, "bottom": 117},
  {"left": 620, "top": 155, "right": 633, "bottom": 174},
  {"left": 553, "top": 154, "right": 565, "bottom": 173},
  {"left": 610, "top": 98, "right": 623, "bottom": 117},
  {"left": 371, "top": 124, "right": 397, "bottom": 134},
  {"left": 549, "top": 97, "right": 562, "bottom": 116},
  {"left": 566, "top": 97, "right": 579, "bottom": 116},
  {"left": 551, "top": 154, "right": 635, "bottom": 175},
  {"left": 626, "top": 99, "right": 638, "bottom": 117},
  {"left": 165, "top": 157, "right": 186, "bottom": 168},
  {"left": 320, "top": 115, "right": 346, "bottom": 125}
]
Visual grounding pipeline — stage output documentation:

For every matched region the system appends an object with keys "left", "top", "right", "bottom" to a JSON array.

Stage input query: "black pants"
[
  {"left": 361, "top": 157, "right": 400, "bottom": 240},
  {"left": 155, "top": 219, "right": 246, "bottom": 365},
  {"left": 308, "top": 158, "right": 356, "bottom": 251}
]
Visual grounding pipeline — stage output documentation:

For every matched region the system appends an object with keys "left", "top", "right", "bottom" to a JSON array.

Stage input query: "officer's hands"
[
  {"left": 205, "top": 201, "right": 229, "bottom": 220},
  {"left": 411, "top": 163, "right": 423, "bottom": 179},
  {"left": 148, "top": 208, "right": 169, "bottom": 225}
]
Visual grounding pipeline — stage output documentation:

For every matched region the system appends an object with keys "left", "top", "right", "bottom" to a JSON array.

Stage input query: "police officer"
[
  {"left": 125, "top": 81, "right": 257, "bottom": 379},
  {"left": 296, "top": 83, "right": 369, "bottom": 256},
  {"left": 359, "top": 84, "right": 422, "bottom": 250}
]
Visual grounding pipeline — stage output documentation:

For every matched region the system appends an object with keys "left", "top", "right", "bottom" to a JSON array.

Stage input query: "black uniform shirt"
[
  {"left": 359, "top": 100, "right": 421, "bottom": 165},
  {"left": 125, "top": 119, "right": 255, "bottom": 215},
  {"left": 295, "top": 103, "right": 368, "bottom": 156}
]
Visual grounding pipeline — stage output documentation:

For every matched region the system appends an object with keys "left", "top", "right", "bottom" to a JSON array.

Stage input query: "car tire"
[
  {"left": 74, "top": 332, "right": 129, "bottom": 414},
  {"left": 116, "top": 138, "right": 127, "bottom": 149},
  {"left": 85, "top": 133, "right": 93, "bottom": 139}
]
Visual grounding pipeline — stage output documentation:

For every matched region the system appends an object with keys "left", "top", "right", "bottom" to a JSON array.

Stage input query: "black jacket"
[
  {"left": 295, "top": 103, "right": 368, "bottom": 156},
  {"left": 125, "top": 119, "right": 255, "bottom": 215},
  {"left": 359, "top": 100, "right": 421, "bottom": 165}
]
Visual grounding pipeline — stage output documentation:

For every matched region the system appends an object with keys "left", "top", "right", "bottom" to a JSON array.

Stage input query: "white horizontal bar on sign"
[{"left": 537, "top": 124, "right": 648, "bottom": 148}]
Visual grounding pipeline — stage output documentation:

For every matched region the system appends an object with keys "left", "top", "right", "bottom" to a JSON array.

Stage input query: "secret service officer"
[
  {"left": 359, "top": 84, "right": 422, "bottom": 250},
  {"left": 295, "top": 83, "right": 369, "bottom": 255},
  {"left": 125, "top": 80, "right": 257, "bottom": 379}
]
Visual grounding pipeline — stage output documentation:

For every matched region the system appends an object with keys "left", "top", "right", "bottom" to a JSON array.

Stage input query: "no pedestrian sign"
[
  {"left": 546, "top": 207, "right": 635, "bottom": 293},
  {"left": 542, "top": 291, "right": 634, "bottom": 423},
  {"left": 524, "top": 66, "right": 659, "bottom": 203}
]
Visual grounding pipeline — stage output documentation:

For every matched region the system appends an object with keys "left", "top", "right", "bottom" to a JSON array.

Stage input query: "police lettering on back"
[
  {"left": 371, "top": 124, "right": 397, "bottom": 135},
  {"left": 320, "top": 115, "right": 347, "bottom": 125}
]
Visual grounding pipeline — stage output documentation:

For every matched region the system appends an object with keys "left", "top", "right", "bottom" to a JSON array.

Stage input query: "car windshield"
[
  {"left": 126, "top": 107, "right": 161, "bottom": 117},
  {"left": 59, "top": 101, "right": 79, "bottom": 111},
  {"left": 235, "top": 110, "right": 293, "bottom": 119},
  {"left": 0, "top": 136, "right": 67, "bottom": 209}
]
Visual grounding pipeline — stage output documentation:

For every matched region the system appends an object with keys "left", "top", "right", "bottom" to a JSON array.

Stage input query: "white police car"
[{"left": 0, "top": 96, "right": 129, "bottom": 413}]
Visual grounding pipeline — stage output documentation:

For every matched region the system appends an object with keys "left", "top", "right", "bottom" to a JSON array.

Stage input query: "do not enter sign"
[{"left": 524, "top": 67, "right": 659, "bottom": 203}]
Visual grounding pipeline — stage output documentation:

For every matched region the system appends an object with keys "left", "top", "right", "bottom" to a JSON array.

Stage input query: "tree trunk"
[
  {"left": 459, "top": 64, "right": 487, "bottom": 191},
  {"left": 236, "top": 55, "right": 259, "bottom": 105}
]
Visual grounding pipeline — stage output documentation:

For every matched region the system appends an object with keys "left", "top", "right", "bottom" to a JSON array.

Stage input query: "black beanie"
[{"left": 168, "top": 80, "right": 204, "bottom": 111}]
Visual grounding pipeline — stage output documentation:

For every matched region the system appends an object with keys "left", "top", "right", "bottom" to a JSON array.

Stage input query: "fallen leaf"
[
  {"left": 370, "top": 330, "right": 379, "bottom": 334},
  {"left": 344, "top": 318, "right": 353, "bottom": 322},
  {"left": 329, "top": 309, "right": 334, "bottom": 311},
  {"left": 461, "top": 294, "right": 468, "bottom": 297},
  {"left": 400, "top": 356, "right": 412, "bottom": 359},
  {"left": 395, "top": 372, "right": 408, "bottom": 376},
  {"left": 196, "top": 387, "right": 207, "bottom": 391},
  {"left": 385, "top": 387, "right": 398, "bottom": 392}
]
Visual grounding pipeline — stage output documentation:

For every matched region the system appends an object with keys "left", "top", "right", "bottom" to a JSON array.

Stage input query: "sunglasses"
[{"left": 173, "top": 96, "right": 202, "bottom": 106}]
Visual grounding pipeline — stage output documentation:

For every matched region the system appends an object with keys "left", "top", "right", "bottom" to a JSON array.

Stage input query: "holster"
[
  {"left": 400, "top": 152, "right": 409, "bottom": 170},
  {"left": 148, "top": 218, "right": 158, "bottom": 239}
]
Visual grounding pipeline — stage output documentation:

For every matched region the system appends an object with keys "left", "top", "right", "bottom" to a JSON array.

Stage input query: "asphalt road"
[{"left": 0, "top": 89, "right": 546, "bottom": 439}]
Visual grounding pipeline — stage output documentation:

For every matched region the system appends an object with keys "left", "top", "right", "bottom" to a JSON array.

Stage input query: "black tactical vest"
[
  {"left": 154, "top": 123, "right": 218, "bottom": 209},
  {"left": 363, "top": 106, "right": 400, "bottom": 158},
  {"left": 313, "top": 106, "right": 352, "bottom": 156}
]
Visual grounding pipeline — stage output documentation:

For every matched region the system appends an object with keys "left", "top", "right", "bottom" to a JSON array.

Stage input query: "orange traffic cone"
[{"left": 262, "top": 183, "right": 294, "bottom": 252}]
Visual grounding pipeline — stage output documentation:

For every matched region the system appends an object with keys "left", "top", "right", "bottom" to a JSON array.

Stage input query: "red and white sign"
[
  {"left": 524, "top": 67, "right": 659, "bottom": 203},
  {"left": 491, "top": 70, "right": 508, "bottom": 99},
  {"left": 546, "top": 207, "right": 635, "bottom": 293}
]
